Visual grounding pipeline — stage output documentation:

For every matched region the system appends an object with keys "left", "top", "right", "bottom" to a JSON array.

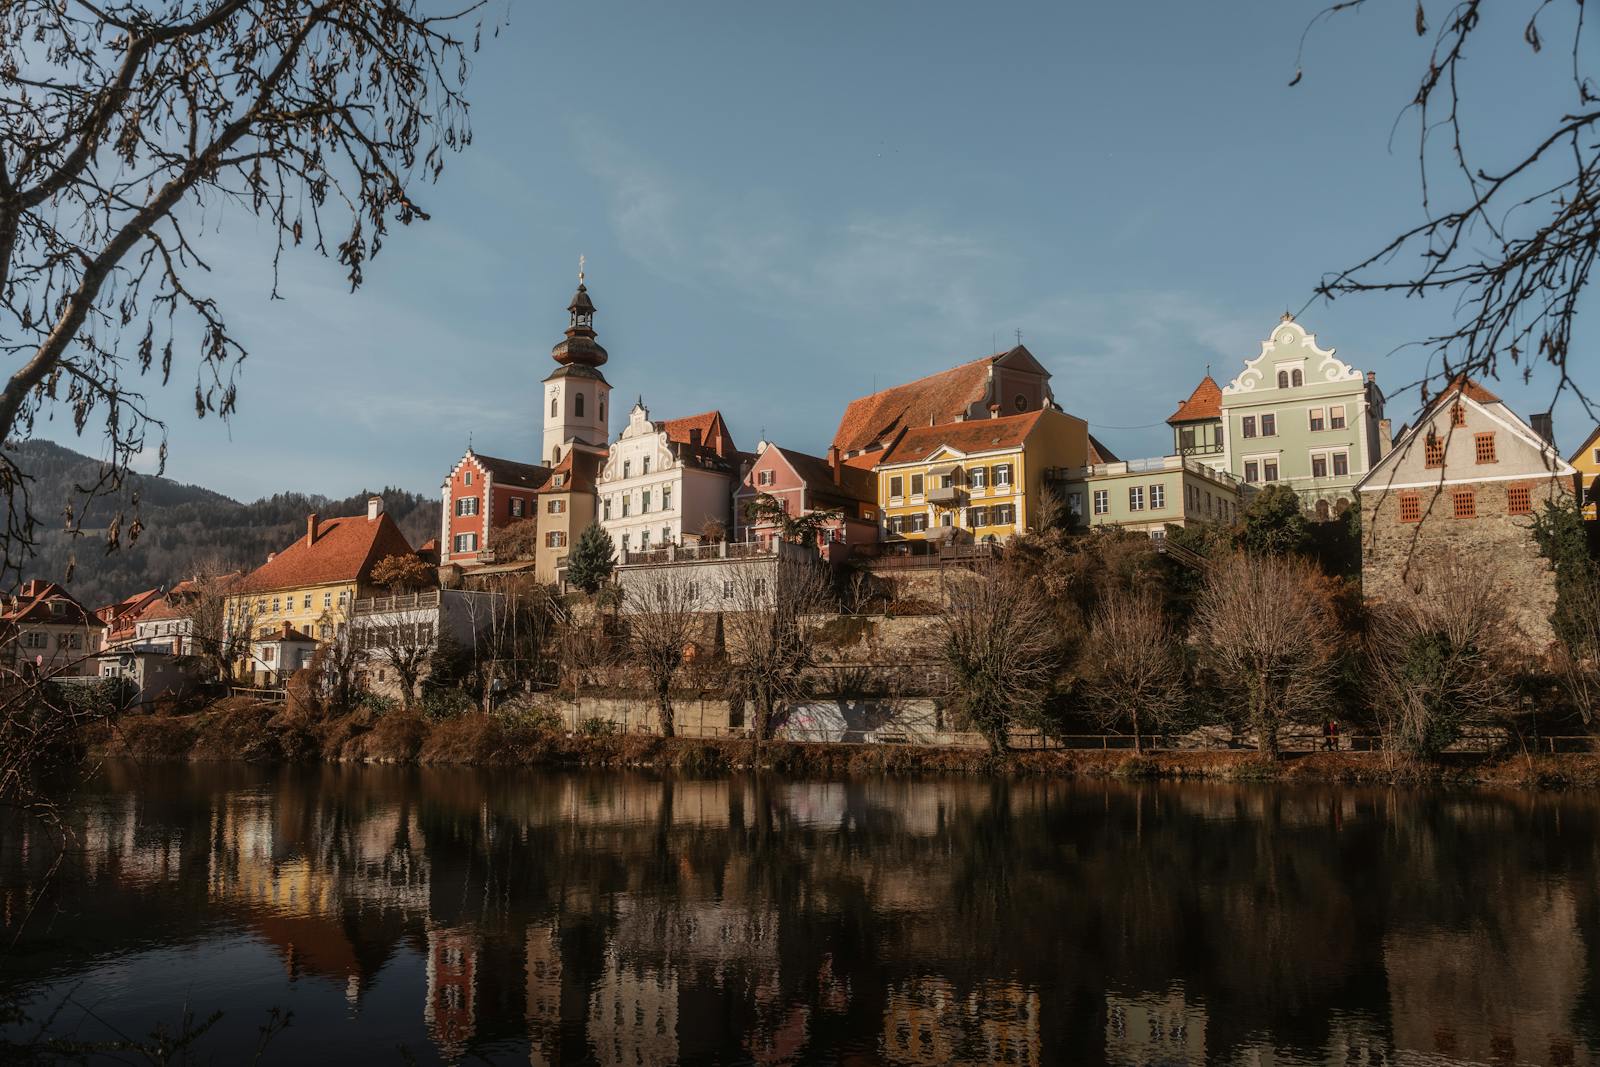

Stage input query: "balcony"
[
  {"left": 928, "top": 484, "right": 962, "bottom": 504},
  {"left": 619, "top": 540, "right": 800, "bottom": 567},
  {"left": 353, "top": 590, "right": 441, "bottom": 615}
]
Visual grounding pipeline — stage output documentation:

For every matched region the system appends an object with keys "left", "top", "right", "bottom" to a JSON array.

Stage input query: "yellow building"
[
  {"left": 873, "top": 407, "right": 1089, "bottom": 548},
  {"left": 229, "top": 496, "right": 416, "bottom": 681},
  {"left": 1568, "top": 425, "right": 1600, "bottom": 519}
]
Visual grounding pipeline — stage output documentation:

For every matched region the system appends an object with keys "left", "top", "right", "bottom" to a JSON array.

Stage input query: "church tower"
[{"left": 542, "top": 267, "right": 611, "bottom": 465}]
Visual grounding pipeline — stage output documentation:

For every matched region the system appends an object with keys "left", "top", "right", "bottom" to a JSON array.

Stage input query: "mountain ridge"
[{"left": 4, "top": 438, "right": 438, "bottom": 608}]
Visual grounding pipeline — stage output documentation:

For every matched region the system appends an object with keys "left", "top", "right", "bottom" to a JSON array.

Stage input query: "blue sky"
[{"left": 42, "top": 0, "right": 1596, "bottom": 500}]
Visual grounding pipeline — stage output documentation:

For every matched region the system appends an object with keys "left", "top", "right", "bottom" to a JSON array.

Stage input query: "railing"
[
  {"left": 353, "top": 590, "right": 441, "bottom": 614},
  {"left": 1044, "top": 456, "right": 1242, "bottom": 488},
  {"left": 871, "top": 542, "right": 1000, "bottom": 569},
  {"left": 619, "top": 540, "right": 783, "bottom": 567}
]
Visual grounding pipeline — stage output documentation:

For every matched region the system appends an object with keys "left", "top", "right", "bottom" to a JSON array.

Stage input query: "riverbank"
[{"left": 78, "top": 697, "right": 1600, "bottom": 789}]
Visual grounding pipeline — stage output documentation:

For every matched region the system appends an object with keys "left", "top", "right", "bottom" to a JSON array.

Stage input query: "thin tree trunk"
[{"left": 657, "top": 680, "right": 675, "bottom": 738}]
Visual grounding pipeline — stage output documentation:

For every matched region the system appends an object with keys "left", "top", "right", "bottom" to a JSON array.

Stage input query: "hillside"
[{"left": 4, "top": 439, "right": 438, "bottom": 608}]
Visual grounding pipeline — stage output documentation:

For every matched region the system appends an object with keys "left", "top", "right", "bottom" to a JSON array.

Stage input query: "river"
[{"left": 1, "top": 762, "right": 1597, "bottom": 1065}]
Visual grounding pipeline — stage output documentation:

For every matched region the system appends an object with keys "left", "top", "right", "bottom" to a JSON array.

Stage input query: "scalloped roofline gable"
[{"left": 1221, "top": 317, "right": 1361, "bottom": 395}]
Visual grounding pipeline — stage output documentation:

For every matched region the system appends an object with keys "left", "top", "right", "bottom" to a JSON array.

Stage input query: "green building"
[
  {"left": 1171, "top": 314, "right": 1387, "bottom": 517},
  {"left": 1053, "top": 455, "right": 1244, "bottom": 540}
]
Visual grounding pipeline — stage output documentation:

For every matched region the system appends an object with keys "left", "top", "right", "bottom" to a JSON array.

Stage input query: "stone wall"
[{"left": 1362, "top": 477, "right": 1569, "bottom": 650}]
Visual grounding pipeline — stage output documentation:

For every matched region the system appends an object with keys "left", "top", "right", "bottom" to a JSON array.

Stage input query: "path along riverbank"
[{"left": 78, "top": 696, "right": 1600, "bottom": 790}]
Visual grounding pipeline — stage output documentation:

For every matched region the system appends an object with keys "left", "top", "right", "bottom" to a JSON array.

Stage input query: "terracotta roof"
[
  {"left": 536, "top": 446, "right": 606, "bottom": 494},
  {"left": 879, "top": 410, "right": 1045, "bottom": 466},
  {"left": 240, "top": 511, "right": 415, "bottom": 594},
  {"left": 472, "top": 452, "right": 550, "bottom": 490},
  {"left": 831, "top": 354, "right": 1002, "bottom": 454},
  {"left": 1087, "top": 434, "right": 1120, "bottom": 465},
  {"left": 1167, "top": 376, "right": 1223, "bottom": 424},
  {"left": 769, "top": 445, "right": 876, "bottom": 503},
  {"left": 662, "top": 411, "right": 738, "bottom": 458},
  {"left": 96, "top": 588, "right": 163, "bottom": 635},
  {"left": 1, "top": 581, "right": 102, "bottom": 628}
]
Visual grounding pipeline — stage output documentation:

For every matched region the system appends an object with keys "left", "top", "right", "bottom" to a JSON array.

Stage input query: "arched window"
[
  {"left": 600, "top": 398, "right": 606, "bottom": 421},
  {"left": 549, "top": 395, "right": 557, "bottom": 418},
  {"left": 1291, "top": 369, "right": 1304, "bottom": 387},
  {"left": 551, "top": 445, "right": 561, "bottom": 464},
  {"left": 1277, "top": 370, "right": 1289, "bottom": 389},
  {"left": 574, "top": 392, "right": 585, "bottom": 417}
]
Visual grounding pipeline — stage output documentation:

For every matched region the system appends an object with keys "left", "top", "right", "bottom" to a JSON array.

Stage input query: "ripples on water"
[{"left": 1, "top": 762, "right": 1597, "bottom": 1065}]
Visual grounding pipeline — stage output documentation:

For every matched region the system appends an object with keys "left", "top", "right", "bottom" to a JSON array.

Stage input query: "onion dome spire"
[{"left": 551, "top": 257, "right": 608, "bottom": 368}]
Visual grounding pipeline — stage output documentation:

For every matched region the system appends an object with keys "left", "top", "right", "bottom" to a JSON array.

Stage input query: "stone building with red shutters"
[{"left": 1357, "top": 377, "right": 1577, "bottom": 649}]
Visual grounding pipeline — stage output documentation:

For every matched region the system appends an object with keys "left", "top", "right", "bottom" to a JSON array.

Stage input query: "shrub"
[
  {"left": 578, "top": 716, "right": 618, "bottom": 737},
  {"left": 419, "top": 687, "right": 475, "bottom": 721}
]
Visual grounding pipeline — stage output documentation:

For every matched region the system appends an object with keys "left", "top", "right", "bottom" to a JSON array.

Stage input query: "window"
[
  {"left": 1452, "top": 488, "right": 1476, "bottom": 519},
  {"left": 550, "top": 396, "right": 557, "bottom": 418},
  {"left": 1593, "top": 447, "right": 1600, "bottom": 464},
  {"left": 642, "top": 489, "right": 652, "bottom": 512},
  {"left": 1508, "top": 486, "right": 1532, "bottom": 515},
  {"left": 337, "top": 591, "right": 348, "bottom": 608},
  {"left": 622, "top": 533, "right": 631, "bottom": 552},
  {"left": 1424, "top": 435, "right": 1445, "bottom": 468},
  {"left": 272, "top": 597, "right": 280, "bottom": 612},
  {"left": 1261, "top": 414, "right": 1276, "bottom": 437},
  {"left": 1093, "top": 489, "right": 1110, "bottom": 515},
  {"left": 1329, "top": 405, "right": 1347, "bottom": 429},
  {"left": 662, "top": 486, "right": 672, "bottom": 509},
  {"left": 1277, "top": 370, "right": 1289, "bottom": 389},
  {"left": 1474, "top": 432, "right": 1497, "bottom": 464},
  {"left": 574, "top": 392, "right": 584, "bottom": 417},
  {"left": 1068, "top": 492, "right": 1083, "bottom": 518},
  {"left": 889, "top": 475, "right": 904, "bottom": 499},
  {"left": 547, "top": 498, "right": 566, "bottom": 514},
  {"left": 969, "top": 467, "right": 987, "bottom": 490},
  {"left": 545, "top": 531, "right": 567, "bottom": 548},
  {"left": 1332, "top": 452, "right": 1349, "bottom": 477},
  {"left": 1150, "top": 484, "right": 1165, "bottom": 510},
  {"left": 722, "top": 580, "right": 734, "bottom": 599},
  {"left": 1291, "top": 369, "right": 1303, "bottom": 387},
  {"left": 758, "top": 469, "right": 775, "bottom": 486},
  {"left": 263, "top": 645, "right": 275, "bottom": 663},
  {"left": 1180, "top": 427, "right": 1196, "bottom": 450},
  {"left": 1242, "top": 416, "right": 1257, "bottom": 439},
  {"left": 1129, "top": 486, "right": 1145, "bottom": 511},
  {"left": 1264, "top": 459, "right": 1279, "bottom": 481},
  {"left": 621, "top": 495, "right": 630, "bottom": 517},
  {"left": 911, "top": 474, "right": 925, "bottom": 498},
  {"left": 1205, "top": 491, "right": 1213, "bottom": 516},
  {"left": 1309, "top": 408, "right": 1325, "bottom": 432},
  {"left": 639, "top": 530, "right": 650, "bottom": 549},
  {"left": 303, "top": 594, "right": 311, "bottom": 609},
  {"left": 1312, "top": 455, "right": 1328, "bottom": 479},
  {"left": 995, "top": 464, "right": 1013, "bottom": 488},
  {"left": 968, "top": 506, "right": 989, "bottom": 527},
  {"left": 889, "top": 516, "right": 904, "bottom": 534},
  {"left": 1450, "top": 403, "right": 1467, "bottom": 427},
  {"left": 464, "top": 470, "right": 472, "bottom": 486},
  {"left": 452, "top": 532, "right": 478, "bottom": 553},
  {"left": 1400, "top": 493, "right": 1421, "bottom": 522},
  {"left": 455, "top": 496, "right": 479, "bottom": 517},
  {"left": 1244, "top": 461, "right": 1260, "bottom": 484},
  {"left": 603, "top": 497, "right": 612, "bottom": 519},
  {"left": 939, "top": 511, "right": 953, "bottom": 527},
  {"left": 993, "top": 504, "right": 1016, "bottom": 525},
  {"left": 510, "top": 498, "right": 525, "bottom": 518},
  {"left": 642, "top": 458, "right": 650, "bottom": 475},
  {"left": 910, "top": 513, "right": 928, "bottom": 532},
  {"left": 323, "top": 592, "right": 332, "bottom": 609},
  {"left": 661, "top": 525, "right": 671, "bottom": 544},
  {"left": 623, "top": 460, "right": 631, "bottom": 478}
]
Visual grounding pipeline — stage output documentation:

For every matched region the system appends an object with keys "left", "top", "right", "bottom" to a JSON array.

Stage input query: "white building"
[{"left": 597, "top": 401, "right": 745, "bottom": 557}]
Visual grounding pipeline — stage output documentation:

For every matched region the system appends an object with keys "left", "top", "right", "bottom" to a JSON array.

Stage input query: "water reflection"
[{"left": 1, "top": 764, "right": 1598, "bottom": 1065}]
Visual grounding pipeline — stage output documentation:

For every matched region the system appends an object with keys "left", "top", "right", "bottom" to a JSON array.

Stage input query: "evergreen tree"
[
  {"left": 1239, "top": 484, "right": 1311, "bottom": 558},
  {"left": 566, "top": 522, "right": 616, "bottom": 594}
]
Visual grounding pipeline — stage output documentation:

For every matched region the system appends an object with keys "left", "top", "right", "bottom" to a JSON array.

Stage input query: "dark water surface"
[{"left": 3, "top": 763, "right": 1599, "bottom": 1065}]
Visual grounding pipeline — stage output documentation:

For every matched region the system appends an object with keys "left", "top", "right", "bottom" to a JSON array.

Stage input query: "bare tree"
[
  {"left": 1079, "top": 587, "right": 1188, "bottom": 753},
  {"left": 1194, "top": 553, "right": 1340, "bottom": 757},
  {"left": 356, "top": 604, "right": 435, "bottom": 709},
  {"left": 621, "top": 567, "right": 701, "bottom": 737},
  {"left": 938, "top": 563, "right": 1061, "bottom": 757},
  {"left": 457, "top": 572, "right": 555, "bottom": 710},
  {"left": 1302, "top": 2, "right": 1600, "bottom": 412},
  {"left": 0, "top": 1, "right": 491, "bottom": 579},
  {"left": 722, "top": 556, "right": 834, "bottom": 742},
  {"left": 1366, "top": 561, "right": 1516, "bottom": 761},
  {"left": 187, "top": 568, "right": 254, "bottom": 684}
]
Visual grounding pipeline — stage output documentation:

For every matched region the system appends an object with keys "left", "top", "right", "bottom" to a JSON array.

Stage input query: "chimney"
[
  {"left": 1366, "top": 371, "right": 1376, "bottom": 384},
  {"left": 306, "top": 513, "right": 318, "bottom": 545},
  {"left": 1532, "top": 412, "right": 1555, "bottom": 446},
  {"left": 280, "top": 620, "right": 292, "bottom": 639},
  {"left": 266, "top": 552, "right": 276, "bottom": 563},
  {"left": 827, "top": 445, "right": 842, "bottom": 486},
  {"left": 988, "top": 402, "right": 1001, "bottom": 419},
  {"left": 367, "top": 495, "right": 384, "bottom": 521},
  {"left": 1379, "top": 418, "right": 1393, "bottom": 459}
]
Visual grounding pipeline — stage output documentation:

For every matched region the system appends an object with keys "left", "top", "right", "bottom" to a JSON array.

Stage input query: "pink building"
[{"left": 734, "top": 442, "right": 879, "bottom": 562}]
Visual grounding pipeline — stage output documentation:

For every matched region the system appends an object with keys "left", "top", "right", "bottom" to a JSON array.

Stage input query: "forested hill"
[{"left": 4, "top": 439, "right": 438, "bottom": 608}]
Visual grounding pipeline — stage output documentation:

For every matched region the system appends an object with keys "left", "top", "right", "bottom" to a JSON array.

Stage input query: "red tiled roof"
[
  {"left": 472, "top": 452, "right": 550, "bottom": 490},
  {"left": 96, "top": 588, "right": 162, "bottom": 634},
  {"left": 536, "top": 446, "right": 606, "bottom": 495},
  {"left": 1419, "top": 374, "right": 1505, "bottom": 421},
  {"left": 879, "top": 409, "right": 1045, "bottom": 465},
  {"left": 240, "top": 511, "right": 415, "bottom": 594},
  {"left": 769, "top": 445, "right": 877, "bottom": 503},
  {"left": 1167, "top": 376, "right": 1223, "bottom": 424},
  {"left": 662, "top": 411, "right": 738, "bottom": 458},
  {"left": 1087, "top": 434, "right": 1120, "bottom": 465},
  {"left": 1, "top": 581, "right": 102, "bottom": 628},
  {"left": 831, "top": 354, "right": 1001, "bottom": 455}
]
